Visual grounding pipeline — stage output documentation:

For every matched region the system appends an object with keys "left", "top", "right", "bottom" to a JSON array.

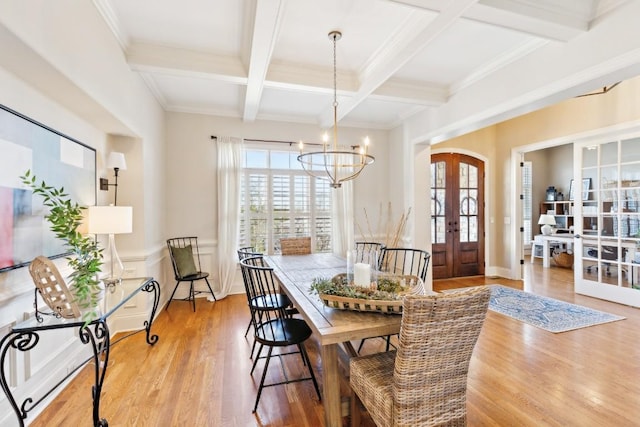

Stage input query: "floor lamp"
[{"left": 87, "top": 205, "right": 133, "bottom": 286}]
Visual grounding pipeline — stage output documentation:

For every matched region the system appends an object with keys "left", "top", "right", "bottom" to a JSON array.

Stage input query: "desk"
[
  {"left": 0, "top": 277, "right": 160, "bottom": 427},
  {"left": 265, "top": 254, "right": 401, "bottom": 427},
  {"left": 535, "top": 234, "right": 575, "bottom": 268}
]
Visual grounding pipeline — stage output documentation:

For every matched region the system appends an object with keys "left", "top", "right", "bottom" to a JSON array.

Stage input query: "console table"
[{"left": 0, "top": 277, "right": 161, "bottom": 427}]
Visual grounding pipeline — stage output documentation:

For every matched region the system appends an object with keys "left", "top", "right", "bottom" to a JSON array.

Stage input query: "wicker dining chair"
[
  {"left": 350, "top": 286, "right": 491, "bottom": 427},
  {"left": 280, "top": 237, "right": 312, "bottom": 255}
]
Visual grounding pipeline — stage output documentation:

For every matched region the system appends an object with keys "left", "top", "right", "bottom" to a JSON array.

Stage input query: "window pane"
[
  {"left": 294, "top": 175, "right": 310, "bottom": 212},
  {"left": 248, "top": 174, "right": 267, "bottom": 213},
  {"left": 240, "top": 146, "right": 332, "bottom": 254},
  {"left": 271, "top": 151, "right": 290, "bottom": 169},
  {"left": 245, "top": 150, "right": 268, "bottom": 168}
]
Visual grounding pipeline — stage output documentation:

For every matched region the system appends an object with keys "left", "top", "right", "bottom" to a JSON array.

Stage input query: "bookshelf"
[{"left": 539, "top": 201, "right": 573, "bottom": 232}]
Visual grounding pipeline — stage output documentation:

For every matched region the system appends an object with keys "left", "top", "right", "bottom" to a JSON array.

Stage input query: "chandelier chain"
[{"left": 296, "top": 30, "right": 374, "bottom": 189}]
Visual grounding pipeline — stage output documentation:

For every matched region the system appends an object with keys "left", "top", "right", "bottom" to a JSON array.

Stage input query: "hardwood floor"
[{"left": 29, "top": 263, "right": 640, "bottom": 426}]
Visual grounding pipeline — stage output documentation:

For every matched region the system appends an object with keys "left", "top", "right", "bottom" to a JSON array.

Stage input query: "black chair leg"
[
  {"left": 251, "top": 344, "right": 264, "bottom": 373},
  {"left": 190, "top": 281, "right": 196, "bottom": 312},
  {"left": 165, "top": 281, "right": 182, "bottom": 310},
  {"left": 253, "top": 346, "right": 274, "bottom": 413},
  {"left": 244, "top": 318, "right": 253, "bottom": 337},
  {"left": 299, "top": 343, "right": 321, "bottom": 400},
  {"left": 204, "top": 277, "right": 217, "bottom": 301}
]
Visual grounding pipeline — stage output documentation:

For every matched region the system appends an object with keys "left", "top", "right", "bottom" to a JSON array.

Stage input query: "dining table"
[{"left": 264, "top": 253, "right": 403, "bottom": 427}]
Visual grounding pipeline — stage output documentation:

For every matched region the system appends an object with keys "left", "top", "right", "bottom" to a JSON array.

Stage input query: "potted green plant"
[{"left": 21, "top": 170, "right": 103, "bottom": 320}]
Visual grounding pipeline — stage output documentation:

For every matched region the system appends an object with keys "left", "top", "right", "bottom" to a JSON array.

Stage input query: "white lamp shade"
[
  {"left": 86, "top": 206, "right": 133, "bottom": 234},
  {"left": 107, "top": 152, "right": 127, "bottom": 170},
  {"left": 538, "top": 214, "right": 556, "bottom": 235},
  {"left": 538, "top": 214, "right": 556, "bottom": 226}
]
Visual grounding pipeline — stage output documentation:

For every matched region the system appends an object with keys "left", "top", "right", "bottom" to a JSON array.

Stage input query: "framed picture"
[
  {"left": 569, "top": 178, "right": 591, "bottom": 201},
  {"left": 0, "top": 104, "right": 96, "bottom": 272},
  {"left": 581, "top": 178, "right": 591, "bottom": 200},
  {"left": 568, "top": 180, "right": 575, "bottom": 201}
]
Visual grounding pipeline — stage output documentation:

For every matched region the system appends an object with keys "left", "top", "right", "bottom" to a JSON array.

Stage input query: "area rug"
[{"left": 488, "top": 284, "right": 625, "bottom": 333}]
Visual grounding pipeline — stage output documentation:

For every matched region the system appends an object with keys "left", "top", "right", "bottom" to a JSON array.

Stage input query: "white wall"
[{"left": 0, "top": 2, "right": 167, "bottom": 425}]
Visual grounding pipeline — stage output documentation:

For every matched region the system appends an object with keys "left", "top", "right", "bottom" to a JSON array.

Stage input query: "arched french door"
[{"left": 431, "top": 153, "right": 485, "bottom": 279}]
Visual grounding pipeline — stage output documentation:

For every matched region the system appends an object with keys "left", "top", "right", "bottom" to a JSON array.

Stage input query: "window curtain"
[
  {"left": 216, "top": 136, "right": 243, "bottom": 298},
  {"left": 331, "top": 181, "right": 354, "bottom": 257}
]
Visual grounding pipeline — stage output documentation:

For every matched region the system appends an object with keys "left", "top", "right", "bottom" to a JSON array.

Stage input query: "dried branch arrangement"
[{"left": 356, "top": 202, "right": 412, "bottom": 247}]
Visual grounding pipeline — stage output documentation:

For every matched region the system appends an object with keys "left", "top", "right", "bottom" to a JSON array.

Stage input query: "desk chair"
[
  {"left": 350, "top": 287, "right": 491, "bottom": 427},
  {"left": 586, "top": 245, "right": 626, "bottom": 276},
  {"left": 280, "top": 237, "right": 311, "bottom": 255},
  {"left": 239, "top": 255, "right": 321, "bottom": 413},
  {"left": 166, "top": 237, "right": 216, "bottom": 311}
]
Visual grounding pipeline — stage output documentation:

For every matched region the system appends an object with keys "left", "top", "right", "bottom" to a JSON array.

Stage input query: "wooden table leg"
[{"left": 322, "top": 343, "right": 341, "bottom": 427}]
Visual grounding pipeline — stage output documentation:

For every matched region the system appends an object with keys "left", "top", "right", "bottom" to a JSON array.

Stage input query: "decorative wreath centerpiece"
[{"left": 309, "top": 273, "right": 424, "bottom": 314}]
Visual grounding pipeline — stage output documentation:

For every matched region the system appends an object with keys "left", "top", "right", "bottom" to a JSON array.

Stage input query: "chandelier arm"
[{"left": 296, "top": 30, "right": 374, "bottom": 189}]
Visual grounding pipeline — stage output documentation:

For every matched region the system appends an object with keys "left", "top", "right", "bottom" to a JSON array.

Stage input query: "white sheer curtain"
[
  {"left": 216, "top": 136, "right": 243, "bottom": 298},
  {"left": 331, "top": 181, "right": 354, "bottom": 257}
]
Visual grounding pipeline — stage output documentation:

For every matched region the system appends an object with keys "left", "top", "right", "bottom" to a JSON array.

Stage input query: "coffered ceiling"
[{"left": 94, "top": 0, "right": 634, "bottom": 138}]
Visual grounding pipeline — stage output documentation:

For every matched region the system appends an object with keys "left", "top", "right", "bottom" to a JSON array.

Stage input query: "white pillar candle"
[{"left": 354, "top": 263, "right": 370, "bottom": 287}]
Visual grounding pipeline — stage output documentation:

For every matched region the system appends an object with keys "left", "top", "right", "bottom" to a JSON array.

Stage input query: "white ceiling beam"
[
  {"left": 243, "top": 0, "right": 285, "bottom": 122},
  {"left": 319, "top": 0, "right": 478, "bottom": 128},
  {"left": 126, "top": 43, "right": 444, "bottom": 107},
  {"left": 389, "top": 0, "right": 590, "bottom": 41},
  {"left": 127, "top": 43, "right": 247, "bottom": 84}
]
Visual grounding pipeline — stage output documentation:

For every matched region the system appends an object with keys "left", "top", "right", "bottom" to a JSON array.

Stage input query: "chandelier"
[{"left": 297, "top": 31, "right": 375, "bottom": 188}]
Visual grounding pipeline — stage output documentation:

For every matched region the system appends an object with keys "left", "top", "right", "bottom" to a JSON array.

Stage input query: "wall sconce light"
[{"left": 100, "top": 152, "right": 127, "bottom": 205}]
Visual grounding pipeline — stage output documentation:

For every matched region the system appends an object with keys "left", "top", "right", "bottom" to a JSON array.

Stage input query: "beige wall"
[{"left": 434, "top": 76, "right": 640, "bottom": 272}]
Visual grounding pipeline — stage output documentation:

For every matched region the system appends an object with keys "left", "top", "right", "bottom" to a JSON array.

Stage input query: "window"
[
  {"left": 239, "top": 146, "right": 332, "bottom": 254},
  {"left": 522, "top": 161, "right": 533, "bottom": 245}
]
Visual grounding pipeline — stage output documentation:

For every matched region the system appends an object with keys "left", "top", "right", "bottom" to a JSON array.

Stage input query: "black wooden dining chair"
[
  {"left": 379, "top": 247, "right": 431, "bottom": 283},
  {"left": 238, "top": 246, "right": 261, "bottom": 338},
  {"left": 358, "top": 247, "right": 432, "bottom": 354},
  {"left": 354, "top": 241, "right": 385, "bottom": 266},
  {"left": 239, "top": 255, "right": 321, "bottom": 413},
  {"left": 166, "top": 237, "right": 216, "bottom": 312}
]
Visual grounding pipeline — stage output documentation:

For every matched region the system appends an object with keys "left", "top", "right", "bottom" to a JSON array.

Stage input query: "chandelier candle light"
[{"left": 297, "top": 31, "right": 375, "bottom": 188}]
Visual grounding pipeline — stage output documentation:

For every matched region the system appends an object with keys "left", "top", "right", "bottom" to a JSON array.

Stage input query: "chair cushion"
[
  {"left": 171, "top": 245, "right": 198, "bottom": 277},
  {"left": 350, "top": 351, "right": 396, "bottom": 427}
]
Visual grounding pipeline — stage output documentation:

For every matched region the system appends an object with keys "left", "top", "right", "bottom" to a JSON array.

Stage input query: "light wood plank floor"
[{"left": 28, "top": 263, "right": 640, "bottom": 426}]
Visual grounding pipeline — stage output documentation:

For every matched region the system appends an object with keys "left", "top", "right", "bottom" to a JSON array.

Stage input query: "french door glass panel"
[{"left": 574, "top": 137, "right": 640, "bottom": 307}]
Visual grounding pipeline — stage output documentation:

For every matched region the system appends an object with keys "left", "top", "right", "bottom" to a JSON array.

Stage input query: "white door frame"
[{"left": 510, "top": 120, "right": 640, "bottom": 281}]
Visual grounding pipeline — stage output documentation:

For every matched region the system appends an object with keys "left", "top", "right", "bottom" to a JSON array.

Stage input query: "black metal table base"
[{"left": 0, "top": 279, "right": 160, "bottom": 427}]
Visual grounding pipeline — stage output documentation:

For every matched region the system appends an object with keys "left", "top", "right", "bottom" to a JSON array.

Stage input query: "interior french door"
[
  {"left": 430, "top": 153, "right": 485, "bottom": 279},
  {"left": 573, "top": 137, "right": 640, "bottom": 307}
]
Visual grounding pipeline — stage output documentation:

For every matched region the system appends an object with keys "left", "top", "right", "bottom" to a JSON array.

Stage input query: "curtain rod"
[{"left": 210, "top": 135, "right": 323, "bottom": 147}]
